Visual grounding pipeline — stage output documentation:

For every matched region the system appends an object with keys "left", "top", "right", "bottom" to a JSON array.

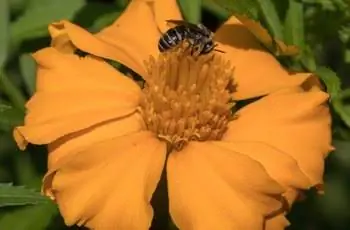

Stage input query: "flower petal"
[
  {"left": 214, "top": 142, "right": 307, "bottom": 230},
  {"left": 14, "top": 48, "right": 141, "bottom": 149},
  {"left": 215, "top": 16, "right": 308, "bottom": 100},
  {"left": 49, "top": 22, "right": 75, "bottom": 53},
  {"left": 214, "top": 141, "right": 311, "bottom": 191},
  {"left": 265, "top": 189, "right": 300, "bottom": 230},
  {"left": 265, "top": 215, "right": 290, "bottom": 230},
  {"left": 46, "top": 131, "right": 166, "bottom": 229},
  {"left": 49, "top": 0, "right": 166, "bottom": 77},
  {"left": 167, "top": 141, "right": 284, "bottom": 230},
  {"left": 47, "top": 112, "right": 145, "bottom": 172},
  {"left": 223, "top": 87, "right": 332, "bottom": 186}
]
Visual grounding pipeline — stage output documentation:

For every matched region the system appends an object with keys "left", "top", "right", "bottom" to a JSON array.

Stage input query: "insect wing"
[
  {"left": 166, "top": 20, "right": 203, "bottom": 32},
  {"left": 166, "top": 20, "right": 197, "bottom": 28}
]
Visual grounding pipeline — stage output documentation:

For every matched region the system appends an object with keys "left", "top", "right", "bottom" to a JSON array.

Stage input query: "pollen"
[{"left": 140, "top": 41, "right": 235, "bottom": 151}]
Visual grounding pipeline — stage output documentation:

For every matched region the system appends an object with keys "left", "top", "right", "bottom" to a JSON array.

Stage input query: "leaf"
[
  {"left": 0, "top": 183, "right": 49, "bottom": 207},
  {"left": 255, "top": 0, "right": 284, "bottom": 39},
  {"left": 212, "top": 0, "right": 259, "bottom": 19},
  {"left": 10, "top": 0, "right": 86, "bottom": 44},
  {"left": 0, "top": 0, "right": 9, "bottom": 69},
  {"left": 235, "top": 15, "right": 299, "bottom": 56},
  {"left": 300, "top": 45, "right": 317, "bottom": 71},
  {"left": 90, "top": 11, "right": 121, "bottom": 32},
  {"left": 177, "top": 0, "right": 202, "bottom": 24},
  {"left": 19, "top": 54, "right": 36, "bottom": 95},
  {"left": 285, "top": 0, "right": 305, "bottom": 50},
  {"left": 0, "top": 73, "right": 26, "bottom": 110},
  {"left": 0, "top": 105, "right": 24, "bottom": 131},
  {"left": 0, "top": 202, "right": 58, "bottom": 230},
  {"left": 333, "top": 89, "right": 350, "bottom": 127},
  {"left": 315, "top": 66, "right": 341, "bottom": 99},
  {"left": 9, "top": 0, "right": 28, "bottom": 14},
  {"left": 0, "top": 104, "right": 11, "bottom": 112},
  {"left": 202, "top": 0, "right": 230, "bottom": 20},
  {"left": 332, "top": 140, "right": 350, "bottom": 168}
]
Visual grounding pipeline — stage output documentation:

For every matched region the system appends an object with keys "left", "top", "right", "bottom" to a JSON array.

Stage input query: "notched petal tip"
[
  {"left": 13, "top": 127, "right": 28, "bottom": 150},
  {"left": 48, "top": 20, "right": 76, "bottom": 53}
]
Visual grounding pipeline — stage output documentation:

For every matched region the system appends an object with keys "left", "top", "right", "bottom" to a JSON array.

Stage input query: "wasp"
[{"left": 158, "top": 20, "right": 223, "bottom": 55}]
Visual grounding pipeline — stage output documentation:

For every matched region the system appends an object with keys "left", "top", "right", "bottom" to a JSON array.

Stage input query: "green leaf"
[
  {"left": 315, "top": 66, "right": 341, "bottom": 99},
  {"left": 0, "top": 183, "right": 49, "bottom": 207},
  {"left": 9, "top": 0, "right": 28, "bottom": 14},
  {"left": 177, "top": 0, "right": 202, "bottom": 24},
  {"left": 10, "top": 0, "right": 86, "bottom": 44},
  {"left": 115, "top": 0, "right": 130, "bottom": 8},
  {"left": 0, "top": 105, "right": 24, "bottom": 131},
  {"left": 212, "top": 0, "right": 259, "bottom": 19},
  {"left": 285, "top": 0, "right": 305, "bottom": 49},
  {"left": 19, "top": 54, "right": 36, "bottom": 95},
  {"left": 90, "top": 12, "right": 121, "bottom": 32},
  {"left": 0, "top": 0, "right": 9, "bottom": 68},
  {"left": 333, "top": 89, "right": 350, "bottom": 127},
  {"left": 0, "top": 202, "right": 57, "bottom": 230},
  {"left": 0, "top": 73, "right": 26, "bottom": 110},
  {"left": 0, "top": 104, "right": 11, "bottom": 112},
  {"left": 255, "top": 0, "right": 284, "bottom": 39},
  {"left": 300, "top": 45, "right": 317, "bottom": 71},
  {"left": 202, "top": 0, "right": 230, "bottom": 20},
  {"left": 332, "top": 140, "right": 350, "bottom": 168},
  {"left": 333, "top": 102, "right": 350, "bottom": 127}
]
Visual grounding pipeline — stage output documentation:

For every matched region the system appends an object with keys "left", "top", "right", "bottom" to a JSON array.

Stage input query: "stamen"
[{"left": 140, "top": 41, "right": 235, "bottom": 151}]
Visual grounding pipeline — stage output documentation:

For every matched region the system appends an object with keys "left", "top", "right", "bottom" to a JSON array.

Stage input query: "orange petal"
[
  {"left": 14, "top": 48, "right": 141, "bottom": 149},
  {"left": 223, "top": 87, "right": 332, "bottom": 186},
  {"left": 46, "top": 131, "right": 166, "bottom": 229},
  {"left": 265, "top": 189, "right": 300, "bottom": 230},
  {"left": 214, "top": 141, "right": 311, "bottom": 190},
  {"left": 47, "top": 112, "right": 145, "bottom": 172},
  {"left": 167, "top": 141, "right": 284, "bottom": 230},
  {"left": 265, "top": 215, "right": 290, "bottom": 230},
  {"left": 32, "top": 48, "right": 141, "bottom": 93},
  {"left": 215, "top": 16, "right": 308, "bottom": 100},
  {"left": 48, "top": 0, "right": 165, "bottom": 77},
  {"left": 43, "top": 113, "right": 145, "bottom": 199},
  {"left": 49, "top": 22, "right": 75, "bottom": 53}
]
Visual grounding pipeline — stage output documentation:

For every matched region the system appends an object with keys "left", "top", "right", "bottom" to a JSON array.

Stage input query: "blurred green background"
[{"left": 1, "top": 0, "right": 350, "bottom": 229}]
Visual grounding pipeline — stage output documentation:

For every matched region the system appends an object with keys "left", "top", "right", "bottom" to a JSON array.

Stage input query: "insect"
[{"left": 158, "top": 20, "right": 223, "bottom": 55}]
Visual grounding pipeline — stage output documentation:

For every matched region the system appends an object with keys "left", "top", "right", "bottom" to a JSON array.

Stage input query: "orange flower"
[{"left": 13, "top": 0, "right": 332, "bottom": 229}]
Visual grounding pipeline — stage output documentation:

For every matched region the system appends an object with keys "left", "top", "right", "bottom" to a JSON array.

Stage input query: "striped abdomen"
[{"left": 158, "top": 25, "right": 188, "bottom": 52}]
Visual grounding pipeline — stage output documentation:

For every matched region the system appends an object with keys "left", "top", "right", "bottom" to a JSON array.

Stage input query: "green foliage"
[
  {"left": 19, "top": 54, "right": 36, "bottom": 95},
  {"left": 285, "top": 0, "right": 305, "bottom": 49},
  {"left": 0, "top": 0, "right": 10, "bottom": 68},
  {"left": 177, "top": 0, "right": 202, "bottom": 24},
  {"left": 212, "top": 0, "right": 259, "bottom": 19},
  {"left": 315, "top": 67, "right": 341, "bottom": 99},
  {"left": 0, "top": 105, "right": 24, "bottom": 131},
  {"left": 0, "top": 0, "right": 350, "bottom": 229},
  {"left": 10, "top": 0, "right": 85, "bottom": 45},
  {"left": 0, "top": 183, "right": 49, "bottom": 207},
  {"left": 0, "top": 203, "right": 58, "bottom": 230}
]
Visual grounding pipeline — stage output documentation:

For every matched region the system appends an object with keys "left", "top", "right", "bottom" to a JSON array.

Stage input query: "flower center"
[{"left": 140, "top": 42, "right": 235, "bottom": 151}]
